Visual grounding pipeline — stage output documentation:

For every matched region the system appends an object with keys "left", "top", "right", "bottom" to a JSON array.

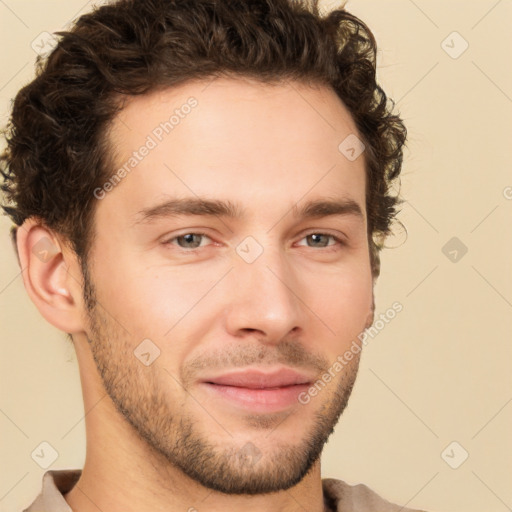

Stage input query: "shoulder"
[{"left": 322, "top": 477, "right": 428, "bottom": 512}]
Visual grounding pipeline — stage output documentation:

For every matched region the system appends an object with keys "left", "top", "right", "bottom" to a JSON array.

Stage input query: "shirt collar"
[{"left": 24, "top": 470, "right": 81, "bottom": 512}]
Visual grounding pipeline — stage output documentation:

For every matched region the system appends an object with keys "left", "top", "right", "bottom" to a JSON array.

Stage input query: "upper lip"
[{"left": 201, "top": 368, "right": 315, "bottom": 389}]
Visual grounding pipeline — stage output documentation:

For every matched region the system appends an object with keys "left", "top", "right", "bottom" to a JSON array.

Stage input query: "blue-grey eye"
[
  {"left": 298, "top": 233, "right": 341, "bottom": 248},
  {"left": 174, "top": 233, "right": 208, "bottom": 249}
]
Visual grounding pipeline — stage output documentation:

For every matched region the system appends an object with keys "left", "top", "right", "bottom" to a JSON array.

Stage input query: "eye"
[
  {"left": 296, "top": 233, "right": 345, "bottom": 249},
  {"left": 164, "top": 232, "right": 212, "bottom": 250},
  {"left": 162, "top": 231, "right": 345, "bottom": 252}
]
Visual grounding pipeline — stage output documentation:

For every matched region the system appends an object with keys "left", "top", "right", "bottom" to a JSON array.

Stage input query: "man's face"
[{"left": 82, "top": 77, "right": 373, "bottom": 494}]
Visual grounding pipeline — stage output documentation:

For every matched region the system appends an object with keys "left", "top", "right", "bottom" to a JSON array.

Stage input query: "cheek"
[
  {"left": 87, "top": 246, "right": 177, "bottom": 340},
  {"left": 91, "top": 251, "right": 225, "bottom": 351},
  {"left": 304, "top": 263, "right": 373, "bottom": 344}
]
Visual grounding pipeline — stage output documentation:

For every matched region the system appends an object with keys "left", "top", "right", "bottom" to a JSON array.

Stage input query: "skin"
[{"left": 17, "top": 76, "right": 375, "bottom": 512}]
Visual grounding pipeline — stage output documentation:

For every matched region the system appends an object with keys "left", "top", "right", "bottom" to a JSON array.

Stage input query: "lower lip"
[{"left": 201, "top": 382, "right": 310, "bottom": 413}]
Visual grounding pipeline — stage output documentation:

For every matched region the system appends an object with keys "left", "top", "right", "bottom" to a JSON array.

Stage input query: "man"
[{"left": 1, "top": 0, "right": 419, "bottom": 510}]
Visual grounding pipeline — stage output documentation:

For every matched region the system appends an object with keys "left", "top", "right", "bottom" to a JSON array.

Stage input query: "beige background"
[{"left": 1, "top": 1, "right": 511, "bottom": 511}]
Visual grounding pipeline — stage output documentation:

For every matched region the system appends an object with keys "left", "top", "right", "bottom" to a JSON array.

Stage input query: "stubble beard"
[{"left": 82, "top": 265, "right": 360, "bottom": 495}]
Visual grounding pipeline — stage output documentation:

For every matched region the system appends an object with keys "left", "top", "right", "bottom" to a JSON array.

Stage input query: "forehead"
[
  {"left": 102, "top": 77, "right": 366, "bottom": 225},
  {"left": 111, "top": 76, "right": 360, "bottom": 148}
]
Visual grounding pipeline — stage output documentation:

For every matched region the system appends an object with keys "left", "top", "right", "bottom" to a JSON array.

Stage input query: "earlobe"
[{"left": 16, "top": 218, "right": 86, "bottom": 334}]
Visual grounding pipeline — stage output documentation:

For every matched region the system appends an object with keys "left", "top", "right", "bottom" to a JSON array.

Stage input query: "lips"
[
  {"left": 202, "top": 368, "right": 314, "bottom": 389},
  {"left": 199, "top": 368, "right": 315, "bottom": 413}
]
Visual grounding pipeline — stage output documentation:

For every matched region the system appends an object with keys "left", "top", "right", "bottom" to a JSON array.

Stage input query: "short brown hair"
[{"left": 0, "top": 0, "right": 406, "bottom": 277}]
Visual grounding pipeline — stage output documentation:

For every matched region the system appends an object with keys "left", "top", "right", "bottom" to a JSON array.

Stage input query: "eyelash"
[{"left": 162, "top": 231, "right": 346, "bottom": 253}]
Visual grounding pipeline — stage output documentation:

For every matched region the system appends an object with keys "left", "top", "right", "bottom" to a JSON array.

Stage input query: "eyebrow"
[{"left": 133, "top": 196, "right": 364, "bottom": 224}]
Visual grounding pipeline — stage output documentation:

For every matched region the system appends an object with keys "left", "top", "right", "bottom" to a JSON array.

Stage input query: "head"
[{"left": 1, "top": 0, "right": 406, "bottom": 496}]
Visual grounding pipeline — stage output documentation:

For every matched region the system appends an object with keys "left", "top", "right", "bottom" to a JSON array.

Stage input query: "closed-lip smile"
[{"left": 199, "top": 367, "right": 316, "bottom": 412}]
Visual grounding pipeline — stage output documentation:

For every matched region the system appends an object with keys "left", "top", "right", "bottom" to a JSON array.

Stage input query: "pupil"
[
  {"left": 310, "top": 234, "right": 326, "bottom": 247},
  {"left": 181, "top": 234, "right": 200, "bottom": 247}
]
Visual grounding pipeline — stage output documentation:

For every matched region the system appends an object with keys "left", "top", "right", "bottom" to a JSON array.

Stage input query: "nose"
[{"left": 222, "top": 242, "right": 306, "bottom": 344}]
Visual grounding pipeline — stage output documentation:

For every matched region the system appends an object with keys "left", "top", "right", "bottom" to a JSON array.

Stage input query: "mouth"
[{"left": 199, "top": 368, "right": 314, "bottom": 413}]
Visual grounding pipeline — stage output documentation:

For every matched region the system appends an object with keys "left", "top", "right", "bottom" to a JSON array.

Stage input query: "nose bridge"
[{"left": 224, "top": 236, "right": 303, "bottom": 338}]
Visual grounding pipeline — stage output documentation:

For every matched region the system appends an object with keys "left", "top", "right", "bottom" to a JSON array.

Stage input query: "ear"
[
  {"left": 364, "top": 291, "right": 375, "bottom": 329},
  {"left": 16, "top": 218, "right": 86, "bottom": 334}
]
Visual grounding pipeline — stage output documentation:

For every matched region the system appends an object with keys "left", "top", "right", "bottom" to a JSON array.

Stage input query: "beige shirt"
[{"left": 23, "top": 469, "right": 427, "bottom": 512}]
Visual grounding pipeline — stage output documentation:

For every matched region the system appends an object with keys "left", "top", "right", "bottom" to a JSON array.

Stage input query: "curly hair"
[{"left": 0, "top": 0, "right": 406, "bottom": 278}]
